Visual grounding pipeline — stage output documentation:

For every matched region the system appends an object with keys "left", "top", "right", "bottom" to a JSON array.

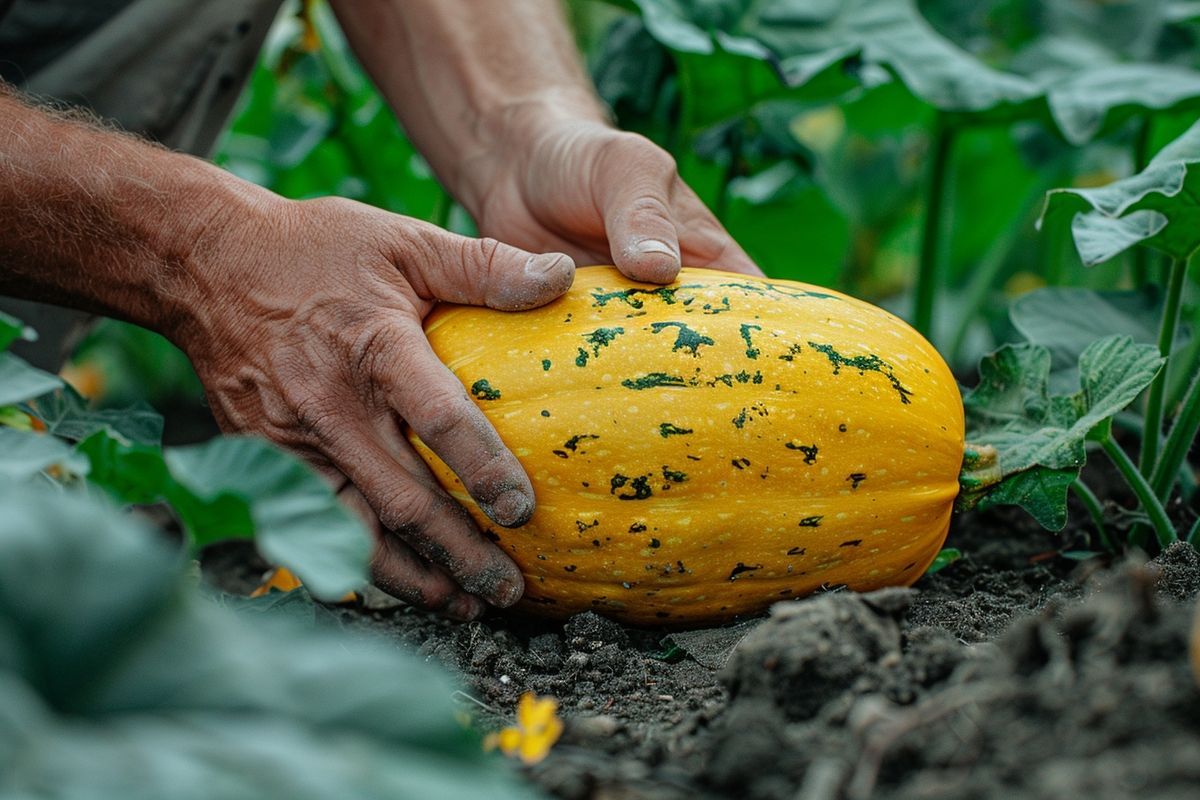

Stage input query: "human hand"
[
  {"left": 178, "top": 193, "right": 575, "bottom": 620},
  {"left": 458, "top": 108, "right": 762, "bottom": 285}
]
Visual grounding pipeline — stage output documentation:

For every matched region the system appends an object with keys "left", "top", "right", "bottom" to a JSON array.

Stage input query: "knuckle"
[
  {"left": 376, "top": 481, "right": 438, "bottom": 532},
  {"left": 348, "top": 324, "right": 402, "bottom": 381},
  {"left": 613, "top": 132, "right": 677, "bottom": 176},
  {"left": 414, "top": 391, "right": 475, "bottom": 441},
  {"left": 291, "top": 392, "right": 340, "bottom": 442},
  {"left": 627, "top": 193, "right": 674, "bottom": 224},
  {"left": 370, "top": 545, "right": 458, "bottom": 611}
]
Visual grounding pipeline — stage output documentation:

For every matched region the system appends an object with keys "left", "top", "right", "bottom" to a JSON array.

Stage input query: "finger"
[
  {"left": 316, "top": 415, "right": 526, "bottom": 608},
  {"left": 356, "top": 319, "right": 536, "bottom": 532},
  {"left": 596, "top": 139, "right": 683, "bottom": 284},
  {"left": 671, "top": 180, "right": 764, "bottom": 277},
  {"left": 338, "top": 483, "right": 486, "bottom": 620},
  {"left": 475, "top": 223, "right": 611, "bottom": 271},
  {"left": 400, "top": 222, "right": 576, "bottom": 311}
]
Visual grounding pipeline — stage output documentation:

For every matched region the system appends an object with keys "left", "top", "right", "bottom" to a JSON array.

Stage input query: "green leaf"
[
  {"left": 631, "top": 0, "right": 1037, "bottom": 113},
  {"left": 77, "top": 430, "right": 173, "bottom": 506},
  {"left": 0, "top": 353, "right": 61, "bottom": 407},
  {"left": 925, "top": 547, "right": 961, "bottom": 574},
  {"left": 0, "top": 428, "right": 87, "bottom": 480},
  {"left": 23, "top": 384, "right": 163, "bottom": 446},
  {"left": 165, "top": 437, "right": 371, "bottom": 601},
  {"left": 1042, "top": 63, "right": 1200, "bottom": 146},
  {"left": 975, "top": 466, "right": 1078, "bottom": 531},
  {"left": 0, "top": 311, "right": 33, "bottom": 352},
  {"left": 1040, "top": 118, "right": 1200, "bottom": 264},
  {"left": 724, "top": 162, "right": 850, "bottom": 286},
  {"left": 0, "top": 485, "right": 538, "bottom": 800},
  {"left": 963, "top": 335, "right": 1163, "bottom": 528},
  {"left": 77, "top": 432, "right": 370, "bottom": 602},
  {"left": 1010, "top": 287, "right": 1176, "bottom": 392}
]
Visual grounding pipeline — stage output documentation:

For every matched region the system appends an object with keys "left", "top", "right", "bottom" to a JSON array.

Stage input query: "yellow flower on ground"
[
  {"left": 484, "top": 692, "right": 563, "bottom": 765},
  {"left": 250, "top": 566, "right": 305, "bottom": 598}
]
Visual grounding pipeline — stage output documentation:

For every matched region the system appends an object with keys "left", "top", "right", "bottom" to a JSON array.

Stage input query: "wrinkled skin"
[
  {"left": 188, "top": 127, "right": 760, "bottom": 620},
  {"left": 464, "top": 118, "right": 761, "bottom": 284}
]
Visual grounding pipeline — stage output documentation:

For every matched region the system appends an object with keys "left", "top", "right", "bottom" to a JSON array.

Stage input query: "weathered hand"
[
  {"left": 460, "top": 112, "right": 762, "bottom": 284},
  {"left": 181, "top": 194, "right": 575, "bottom": 619}
]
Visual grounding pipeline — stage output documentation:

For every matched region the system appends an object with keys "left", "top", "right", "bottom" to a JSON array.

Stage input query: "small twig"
[{"left": 452, "top": 690, "right": 499, "bottom": 715}]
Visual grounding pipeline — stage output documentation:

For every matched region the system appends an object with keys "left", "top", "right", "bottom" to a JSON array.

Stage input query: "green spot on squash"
[
  {"left": 650, "top": 321, "right": 714, "bottom": 356},
  {"left": 739, "top": 324, "right": 761, "bottom": 359},
  {"left": 808, "top": 342, "right": 913, "bottom": 405},
  {"left": 622, "top": 373, "right": 686, "bottom": 390},
  {"left": 661, "top": 466, "right": 687, "bottom": 483},
  {"left": 785, "top": 442, "right": 819, "bottom": 464},
  {"left": 470, "top": 379, "right": 501, "bottom": 400},
  {"left": 659, "top": 423, "right": 693, "bottom": 438}
]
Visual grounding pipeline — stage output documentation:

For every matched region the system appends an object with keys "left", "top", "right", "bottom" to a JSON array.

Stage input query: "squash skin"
[{"left": 410, "top": 267, "right": 964, "bottom": 626}]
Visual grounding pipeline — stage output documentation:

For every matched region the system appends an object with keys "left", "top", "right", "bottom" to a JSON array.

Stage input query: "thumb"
[
  {"left": 406, "top": 224, "right": 576, "bottom": 311},
  {"left": 600, "top": 157, "right": 682, "bottom": 285}
]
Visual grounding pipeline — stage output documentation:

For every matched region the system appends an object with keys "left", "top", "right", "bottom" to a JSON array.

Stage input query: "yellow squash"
[{"left": 411, "top": 267, "right": 964, "bottom": 625}]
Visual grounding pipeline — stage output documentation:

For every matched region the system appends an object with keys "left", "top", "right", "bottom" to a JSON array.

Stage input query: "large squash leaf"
[
  {"left": 0, "top": 485, "right": 539, "bottom": 800},
  {"left": 0, "top": 428, "right": 86, "bottom": 480},
  {"left": 23, "top": 383, "right": 163, "bottom": 446},
  {"left": 1040, "top": 118, "right": 1200, "bottom": 265},
  {"left": 961, "top": 335, "right": 1163, "bottom": 529},
  {"left": 622, "top": 1, "right": 1200, "bottom": 146},
  {"left": 1010, "top": 287, "right": 1179, "bottom": 392},
  {"left": 630, "top": 0, "right": 1037, "bottom": 113},
  {"left": 0, "top": 353, "right": 61, "bottom": 407},
  {"left": 78, "top": 432, "right": 371, "bottom": 602},
  {"left": 1040, "top": 63, "right": 1200, "bottom": 146}
]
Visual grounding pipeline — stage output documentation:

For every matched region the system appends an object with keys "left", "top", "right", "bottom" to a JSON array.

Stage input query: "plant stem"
[
  {"left": 914, "top": 113, "right": 953, "bottom": 341},
  {"left": 1101, "top": 434, "right": 1177, "bottom": 547},
  {"left": 1139, "top": 256, "right": 1186, "bottom": 475},
  {"left": 1070, "top": 482, "right": 1113, "bottom": 551},
  {"left": 1188, "top": 516, "right": 1200, "bottom": 546},
  {"left": 948, "top": 187, "right": 1043, "bottom": 366},
  {"left": 1151, "top": 368, "right": 1200, "bottom": 501},
  {"left": 1131, "top": 118, "right": 1154, "bottom": 286},
  {"left": 1070, "top": 479, "right": 1113, "bottom": 551}
]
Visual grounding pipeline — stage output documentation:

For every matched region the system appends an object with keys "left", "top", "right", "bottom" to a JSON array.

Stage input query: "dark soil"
[{"left": 205, "top": 507, "right": 1200, "bottom": 800}]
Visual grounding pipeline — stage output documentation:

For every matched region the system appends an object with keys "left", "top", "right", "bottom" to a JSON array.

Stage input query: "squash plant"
[
  {"left": 0, "top": 482, "right": 540, "bottom": 800},
  {"left": 0, "top": 312, "right": 370, "bottom": 601}
]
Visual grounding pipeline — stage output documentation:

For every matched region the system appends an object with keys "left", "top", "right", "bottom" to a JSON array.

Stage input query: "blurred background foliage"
[{"left": 66, "top": 0, "right": 1200, "bottom": 420}]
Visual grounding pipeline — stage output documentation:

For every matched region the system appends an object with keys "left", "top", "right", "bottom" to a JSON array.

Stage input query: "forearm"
[
  {"left": 329, "top": 0, "right": 608, "bottom": 211},
  {"left": 0, "top": 86, "right": 268, "bottom": 339}
]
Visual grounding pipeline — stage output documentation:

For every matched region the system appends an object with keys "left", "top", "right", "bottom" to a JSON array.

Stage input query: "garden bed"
[{"left": 207, "top": 505, "right": 1200, "bottom": 800}]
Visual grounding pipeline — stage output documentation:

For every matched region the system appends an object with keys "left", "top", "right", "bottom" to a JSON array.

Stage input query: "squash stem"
[
  {"left": 1101, "top": 434, "right": 1176, "bottom": 548},
  {"left": 1070, "top": 478, "right": 1113, "bottom": 552},
  {"left": 1151, "top": 367, "right": 1200, "bottom": 502},
  {"left": 1139, "top": 256, "right": 1187, "bottom": 476},
  {"left": 914, "top": 113, "right": 953, "bottom": 341}
]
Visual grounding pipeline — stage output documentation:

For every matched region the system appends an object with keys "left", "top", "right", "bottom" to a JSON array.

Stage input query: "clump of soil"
[{"left": 205, "top": 514, "right": 1200, "bottom": 800}]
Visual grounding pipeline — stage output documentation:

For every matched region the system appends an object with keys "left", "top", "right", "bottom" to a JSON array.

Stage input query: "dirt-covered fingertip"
[
  {"left": 483, "top": 486, "right": 536, "bottom": 528},
  {"left": 617, "top": 237, "right": 682, "bottom": 284},
  {"left": 488, "top": 252, "right": 576, "bottom": 311}
]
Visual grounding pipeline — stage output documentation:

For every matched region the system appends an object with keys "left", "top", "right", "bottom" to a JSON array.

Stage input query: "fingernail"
[
  {"left": 635, "top": 239, "right": 679, "bottom": 258},
  {"left": 447, "top": 594, "right": 484, "bottom": 622},
  {"left": 525, "top": 252, "right": 573, "bottom": 276},
  {"left": 492, "top": 577, "right": 524, "bottom": 608},
  {"left": 489, "top": 488, "right": 534, "bottom": 528}
]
